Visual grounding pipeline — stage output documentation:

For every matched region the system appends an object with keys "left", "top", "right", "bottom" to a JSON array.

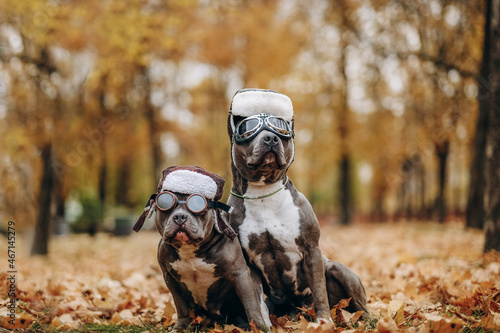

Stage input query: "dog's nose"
[
  {"left": 263, "top": 133, "right": 279, "bottom": 146},
  {"left": 173, "top": 213, "right": 188, "bottom": 225}
]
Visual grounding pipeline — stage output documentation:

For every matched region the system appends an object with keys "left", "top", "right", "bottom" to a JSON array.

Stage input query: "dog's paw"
[
  {"left": 170, "top": 321, "right": 189, "bottom": 332},
  {"left": 315, "top": 316, "right": 333, "bottom": 324}
]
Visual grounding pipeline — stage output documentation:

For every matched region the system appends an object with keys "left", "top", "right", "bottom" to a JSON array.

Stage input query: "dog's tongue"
[{"left": 175, "top": 231, "right": 189, "bottom": 242}]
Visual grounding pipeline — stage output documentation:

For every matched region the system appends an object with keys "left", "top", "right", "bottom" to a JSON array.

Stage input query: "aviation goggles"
[
  {"left": 155, "top": 191, "right": 231, "bottom": 215},
  {"left": 233, "top": 113, "right": 294, "bottom": 144}
]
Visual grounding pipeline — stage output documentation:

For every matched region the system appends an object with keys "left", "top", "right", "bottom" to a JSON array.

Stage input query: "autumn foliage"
[{"left": 1, "top": 223, "right": 499, "bottom": 332}]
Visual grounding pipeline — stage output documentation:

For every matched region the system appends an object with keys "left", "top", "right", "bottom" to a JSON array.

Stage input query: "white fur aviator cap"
[
  {"left": 230, "top": 89, "right": 294, "bottom": 122},
  {"left": 158, "top": 166, "right": 225, "bottom": 200},
  {"left": 161, "top": 169, "right": 218, "bottom": 200}
]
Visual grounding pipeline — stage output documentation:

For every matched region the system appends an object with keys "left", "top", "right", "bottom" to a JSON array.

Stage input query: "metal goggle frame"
[
  {"left": 233, "top": 113, "right": 294, "bottom": 144},
  {"left": 155, "top": 191, "right": 232, "bottom": 215}
]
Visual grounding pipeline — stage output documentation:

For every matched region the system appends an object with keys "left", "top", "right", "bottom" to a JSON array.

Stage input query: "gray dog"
[
  {"left": 133, "top": 166, "right": 271, "bottom": 332},
  {"left": 227, "top": 89, "right": 368, "bottom": 322}
]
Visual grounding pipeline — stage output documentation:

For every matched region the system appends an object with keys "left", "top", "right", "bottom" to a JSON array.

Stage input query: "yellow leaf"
[
  {"left": 164, "top": 301, "right": 176, "bottom": 319},
  {"left": 387, "top": 300, "right": 405, "bottom": 326},
  {"left": 110, "top": 312, "right": 122, "bottom": 324}
]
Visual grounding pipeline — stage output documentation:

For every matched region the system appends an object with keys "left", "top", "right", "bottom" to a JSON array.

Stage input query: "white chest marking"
[
  {"left": 170, "top": 246, "right": 218, "bottom": 309},
  {"left": 239, "top": 183, "right": 302, "bottom": 267}
]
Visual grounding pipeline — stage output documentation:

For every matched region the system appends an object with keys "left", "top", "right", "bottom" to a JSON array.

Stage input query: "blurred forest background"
[{"left": 0, "top": 0, "right": 496, "bottom": 254}]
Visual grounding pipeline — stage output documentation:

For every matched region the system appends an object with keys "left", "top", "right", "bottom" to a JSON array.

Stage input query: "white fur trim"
[
  {"left": 231, "top": 90, "right": 293, "bottom": 121},
  {"left": 162, "top": 170, "right": 218, "bottom": 199}
]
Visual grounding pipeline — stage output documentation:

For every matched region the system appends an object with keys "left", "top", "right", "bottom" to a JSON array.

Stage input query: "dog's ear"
[{"left": 133, "top": 193, "right": 157, "bottom": 232}]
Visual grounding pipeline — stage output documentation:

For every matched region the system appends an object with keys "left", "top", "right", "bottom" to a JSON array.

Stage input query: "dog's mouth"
[
  {"left": 248, "top": 150, "right": 287, "bottom": 170},
  {"left": 164, "top": 226, "right": 202, "bottom": 245},
  {"left": 173, "top": 230, "right": 190, "bottom": 242}
]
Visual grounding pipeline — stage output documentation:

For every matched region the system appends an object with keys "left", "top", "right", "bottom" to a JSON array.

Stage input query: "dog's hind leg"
[{"left": 324, "top": 258, "right": 369, "bottom": 316}]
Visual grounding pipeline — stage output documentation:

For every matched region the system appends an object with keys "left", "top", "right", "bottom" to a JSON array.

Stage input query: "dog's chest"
[
  {"left": 170, "top": 246, "right": 219, "bottom": 309},
  {"left": 239, "top": 186, "right": 302, "bottom": 262}
]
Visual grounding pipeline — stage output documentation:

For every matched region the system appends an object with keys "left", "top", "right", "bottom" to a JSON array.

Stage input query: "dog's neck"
[{"left": 230, "top": 162, "right": 288, "bottom": 199}]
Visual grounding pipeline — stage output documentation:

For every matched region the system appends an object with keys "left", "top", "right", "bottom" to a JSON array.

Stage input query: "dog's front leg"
[
  {"left": 161, "top": 267, "right": 192, "bottom": 331},
  {"left": 303, "top": 245, "right": 332, "bottom": 322},
  {"left": 230, "top": 267, "right": 271, "bottom": 332}
]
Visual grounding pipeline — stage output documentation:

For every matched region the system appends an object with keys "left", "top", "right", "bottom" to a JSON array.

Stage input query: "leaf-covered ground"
[{"left": 1, "top": 222, "right": 499, "bottom": 332}]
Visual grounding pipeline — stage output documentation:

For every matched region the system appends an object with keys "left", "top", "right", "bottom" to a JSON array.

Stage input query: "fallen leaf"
[
  {"left": 0, "top": 312, "right": 35, "bottom": 329},
  {"left": 209, "top": 323, "right": 225, "bottom": 333},
  {"left": 472, "top": 310, "right": 500, "bottom": 331},
  {"left": 297, "top": 315, "right": 335, "bottom": 333},
  {"left": 376, "top": 318, "right": 399, "bottom": 332},
  {"left": 223, "top": 324, "right": 246, "bottom": 332},
  {"left": 342, "top": 310, "right": 364, "bottom": 325},
  {"left": 387, "top": 300, "right": 405, "bottom": 326},
  {"left": 425, "top": 313, "right": 463, "bottom": 333},
  {"left": 50, "top": 313, "right": 80, "bottom": 330}
]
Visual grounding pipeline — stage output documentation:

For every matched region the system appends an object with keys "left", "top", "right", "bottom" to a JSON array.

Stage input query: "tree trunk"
[
  {"left": 115, "top": 156, "right": 132, "bottom": 206},
  {"left": 141, "top": 66, "right": 162, "bottom": 183},
  {"left": 339, "top": 153, "right": 351, "bottom": 225},
  {"left": 418, "top": 165, "right": 426, "bottom": 219},
  {"left": 338, "top": 11, "right": 352, "bottom": 225},
  {"left": 90, "top": 75, "right": 108, "bottom": 236},
  {"left": 435, "top": 140, "right": 449, "bottom": 223},
  {"left": 466, "top": 0, "right": 492, "bottom": 230},
  {"left": 484, "top": 0, "right": 500, "bottom": 252},
  {"left": 31, "top": 143, "right": 54, "bottom": 256},
  {"left": 53, "top": 174, "right": 67, "bottom": 235}
]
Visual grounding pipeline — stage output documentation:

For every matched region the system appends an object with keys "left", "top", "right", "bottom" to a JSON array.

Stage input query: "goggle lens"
[
  {"left": 267, "top": 117, "right": 290, "bottom": 133},
  {"left": 186, "top": 194, "right": 207, "bottom": 214},
  {"left": 156, "top": 192, "right": 176, "bottom": 211},
  {"left": 236, "top": 118, "right": 260, "bottom": 135}
]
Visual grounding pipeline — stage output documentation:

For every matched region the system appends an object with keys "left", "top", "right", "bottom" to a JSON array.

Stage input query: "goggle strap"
[
  {"left": 133, "top": 193, "right": 157, "bottom": 233},
  {"left": 207, "top": 200, "right": 233, "bottom": 214},
  {"left": 207, "top": 200, "right": 236, "bottom": 239},
  {"left": 214, "top": 209, "right": 237, "bottom": 240}
]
